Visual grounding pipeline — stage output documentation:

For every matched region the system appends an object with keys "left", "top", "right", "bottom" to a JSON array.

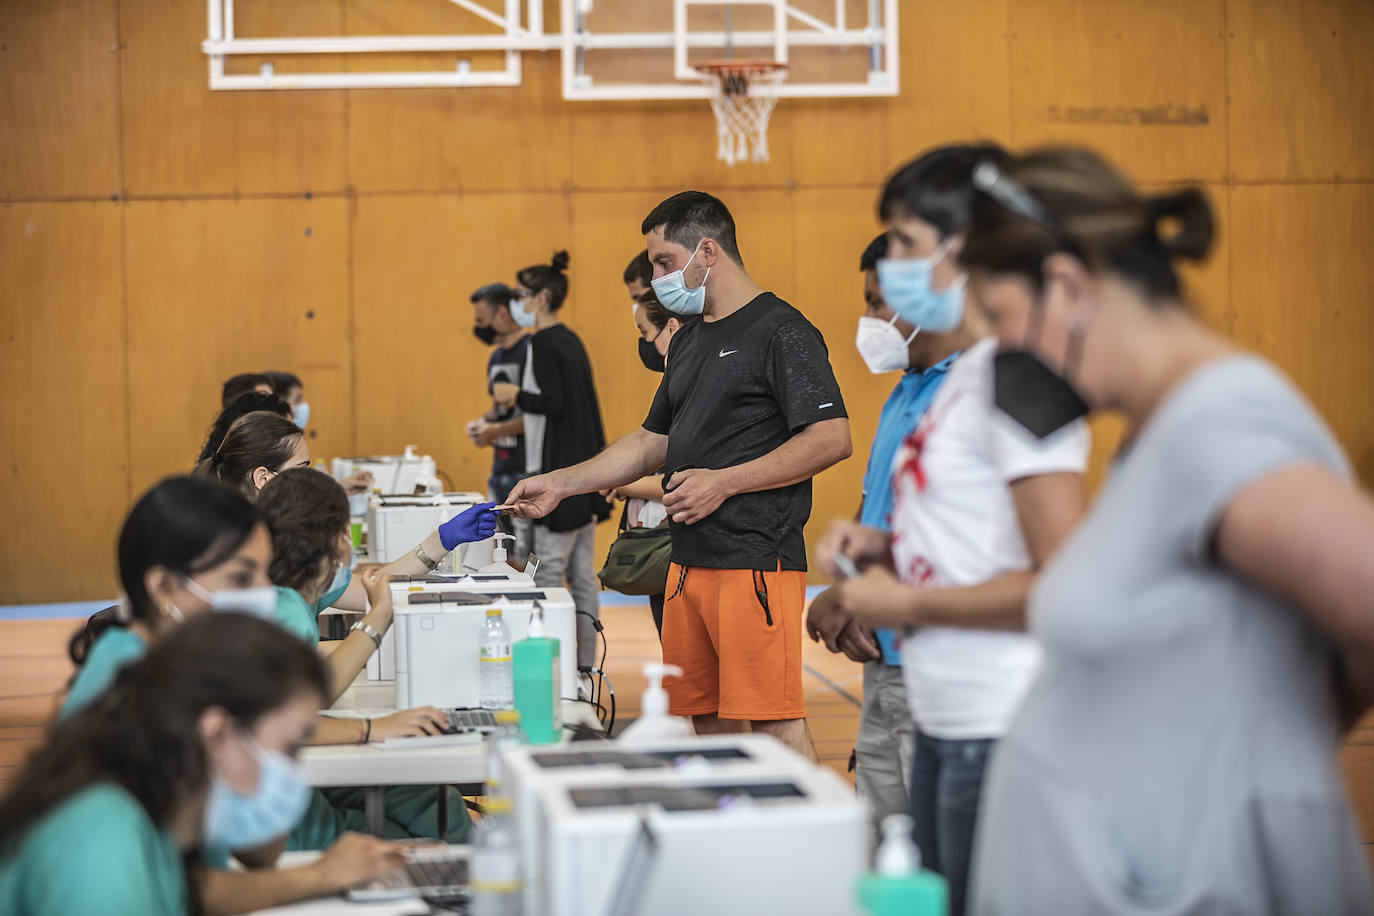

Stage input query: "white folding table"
[{"left": 304, "top": 677, "right": 602, "bottom": 835}]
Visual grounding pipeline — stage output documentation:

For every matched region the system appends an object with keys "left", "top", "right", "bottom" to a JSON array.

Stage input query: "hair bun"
[
  {"left": 1147, "top": 188, "right": 1214, "bottom": 262},
  {"left": 550, "top": 250, "right": 571, "bottom": 272}
]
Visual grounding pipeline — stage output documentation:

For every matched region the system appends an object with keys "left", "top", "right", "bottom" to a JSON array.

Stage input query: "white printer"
[
  {"left": 364, "top": 492, "right": 493, "bottom": 573},
  {"left": 392, "top": 585, "right": 578, "bottom": 710},
  {"left": 365, "top": 570, "right": 537, "bottom": 680},
  {"left": 500, "top": 735, "right": 868, "bottom": 916},
  {"left": 332, "top": 448, "right": 441, "bottom": 516}
]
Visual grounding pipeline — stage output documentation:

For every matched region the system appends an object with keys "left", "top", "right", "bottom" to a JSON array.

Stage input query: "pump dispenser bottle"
[{"left": 618, "top": 663, "right": 691, "bottom": 744}]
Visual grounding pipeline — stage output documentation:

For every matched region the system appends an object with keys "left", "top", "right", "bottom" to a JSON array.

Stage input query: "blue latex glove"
[{"left": 438, "top": 502, "right": 499, "bottom": 550}]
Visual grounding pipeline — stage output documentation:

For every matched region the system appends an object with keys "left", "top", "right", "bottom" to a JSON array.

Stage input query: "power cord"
[{"left": 575, "top": 610, "right": 612, "bottom": 733}]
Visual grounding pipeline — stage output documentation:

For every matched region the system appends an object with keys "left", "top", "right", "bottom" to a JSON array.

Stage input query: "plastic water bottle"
[
  {"left": 486, "top": 710, "right": 522, "bottom": 790},
  {"left": 470, "top": 796, "right": 522, "bottom": 916},
  {"left": 480, "top": 608, "right": 514, "bottom": 710}
]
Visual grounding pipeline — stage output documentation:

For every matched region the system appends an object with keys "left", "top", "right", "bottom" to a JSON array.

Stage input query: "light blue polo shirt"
[{"left": 859, "top": 352, "right": 960, "bottom": 665}]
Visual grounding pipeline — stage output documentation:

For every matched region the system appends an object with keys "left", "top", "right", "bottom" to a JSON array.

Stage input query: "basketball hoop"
[{"left": 695, "top": 59, "right": 787, "bottom": 167}]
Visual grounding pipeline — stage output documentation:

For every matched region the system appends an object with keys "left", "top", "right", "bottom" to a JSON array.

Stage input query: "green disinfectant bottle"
[
  {"left": 857, "top": 814, "right": 949, "bottom": 916},
  {"left": 512, "top": 602, "right": 562, "bottom": 745}
]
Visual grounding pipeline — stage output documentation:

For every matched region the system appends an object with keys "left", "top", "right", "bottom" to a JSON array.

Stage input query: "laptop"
[
  {"left": 347, "top": 844, "right": 471, "bottom": 904},
  {"left": 378, "top": 708, "right": 502, "bottom": 749}
]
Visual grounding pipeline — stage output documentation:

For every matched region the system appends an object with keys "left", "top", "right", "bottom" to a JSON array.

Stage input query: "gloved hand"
[{"left": 438, "top": 502, "right": 498, "bottom": 550}]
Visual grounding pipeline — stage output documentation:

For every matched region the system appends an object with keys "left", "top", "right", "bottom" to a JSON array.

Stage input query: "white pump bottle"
[
  {"left": 478, "top": 533, "right": 519, "bottom": 575},
  {"left": 617, "top": 663, "right": 692, "bottom": 744}
]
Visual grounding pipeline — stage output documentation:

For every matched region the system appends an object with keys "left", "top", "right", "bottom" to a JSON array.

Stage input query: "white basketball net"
[{"left": 701, "top": 64, "right": 786, "bottom": 166}]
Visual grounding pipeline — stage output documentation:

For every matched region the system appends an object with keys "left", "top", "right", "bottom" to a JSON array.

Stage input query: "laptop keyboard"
[
  {"left": 444, "top": 708, "right": 497, "bottom": 733},
  {"left": 361, "top": 845, "right": 470, "bottom": 896}
]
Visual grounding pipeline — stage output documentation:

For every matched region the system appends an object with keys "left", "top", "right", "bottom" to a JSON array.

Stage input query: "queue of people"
[{"left": 3, "top": 139, "right": 1373, "bottom": 916}]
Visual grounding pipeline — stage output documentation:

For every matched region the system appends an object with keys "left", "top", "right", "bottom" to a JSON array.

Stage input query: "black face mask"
[
  {"left": 993, "top": 299, "right": 1090, "bottom": 438},
  {"left": 472, "top": 324, "right": 498, "bottom": 346},
  {"left": 638, "top": 337, "right": 666, "bottom": 373}
]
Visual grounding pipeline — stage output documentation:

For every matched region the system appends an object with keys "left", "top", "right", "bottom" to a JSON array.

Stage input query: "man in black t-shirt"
[
  {"left": 465, "top": 283, "right": 531, "bottom": 560},
  {"left": 507, "top": 192, "right": 852, "bottom": 759}
]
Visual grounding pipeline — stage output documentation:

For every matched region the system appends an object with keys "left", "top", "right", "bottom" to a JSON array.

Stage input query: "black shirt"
[
  {"left": 516, "top": 324, "right": 612, "bottom": 533},
  {"left": 643, "top": 293, "right": 847, "bottom": 571},
  {"left": 487, "top": 335, "right": 530, "bottom": 477}
]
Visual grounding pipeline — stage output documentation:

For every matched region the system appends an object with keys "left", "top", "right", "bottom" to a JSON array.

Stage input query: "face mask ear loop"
[
  {"left": 1063, "top": 318, "right": 1087, "bottom": 392},
  {"left": 1024, "top": 284, "right": 1048, "bottom": 348}
]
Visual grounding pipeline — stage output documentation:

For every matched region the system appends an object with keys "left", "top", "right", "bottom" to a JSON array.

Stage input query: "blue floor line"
[
  {"left": 0, "top": 600, "right": 115, "bottom": 622},
  {"left": 1, "top": 586, "right": 827, "bottom": 622}
]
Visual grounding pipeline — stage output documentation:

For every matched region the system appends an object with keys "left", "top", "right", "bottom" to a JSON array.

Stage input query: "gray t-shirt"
[{"left": 972, "top": 357, "right": 1374, "bottom": 915}]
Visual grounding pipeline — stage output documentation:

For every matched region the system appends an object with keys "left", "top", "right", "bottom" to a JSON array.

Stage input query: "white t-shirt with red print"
[{"left": 890, "top": 337, "right": 1089, "bottom": 739}]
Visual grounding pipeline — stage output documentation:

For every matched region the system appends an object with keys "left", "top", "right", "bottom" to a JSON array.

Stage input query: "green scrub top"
[
  {"left": 0, "top": 783, "right": 187, "bottom": 916},
  {"left": 314, "top": 577, "right": 351, "bottom": 615},
  {"left": 54, "top": 629, "right": 233, "bottom": 871},
  {"left": 58, "top": 627, "right": 147, "bottom": 721},
  {"left": 273, "top": 586, "right": 321, "bottom": 647}
]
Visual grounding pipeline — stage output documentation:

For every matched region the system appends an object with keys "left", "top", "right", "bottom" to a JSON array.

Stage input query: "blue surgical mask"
[
  {"left": 509, "top": 296, "right": 537, "bottom": 328},
  {"left": 650, "top": 241, "right": 710, "bottom": 316},
  {"left": 876, "top": 245, "right": 967, "bottom": 333},
  {"left": 293, "top": 401, "right": 310, "bottom": 430},
  {"left": 315, "top": 549, "right": 355, "bottom": 614},
  {"left": 203, "top": 731, "right": 311, "bottom": 850},
  {"left": 183, "top": 578, "right": 278, "bottom": 621}
]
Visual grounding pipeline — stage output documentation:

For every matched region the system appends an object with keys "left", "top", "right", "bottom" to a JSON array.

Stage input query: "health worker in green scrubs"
[
  {"left": 0, "top": 614, "right": 398, "bottom": 916},
  {"left": 59, "top": 476, "right": 409, "bottom": 913}
]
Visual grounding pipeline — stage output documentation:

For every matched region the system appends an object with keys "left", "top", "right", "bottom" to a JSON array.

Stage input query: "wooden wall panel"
[
  {"left": 119, "top": 0, "right": 348, "bottom": 196},
  {"left": 791, "top": 187, "right": 894, "bottom": 541},
  {"left": 790, "top": 0, "right": 1012, "bottom": 189},
  {"left": 0, "top": 203, "right": 129, "bottom": 604},
  {"left": 346, "top": 0, "right": 571, "bottom": 194},
  {"left": 1008, "top": 0, "right": 1227, "bottom": 183},
  {"left": 123, "top": 198, "right": 352, "bottom": 494},
  {"left": 1228, "top": 0, "right": 1374, "bottom": 182},
  {"left": 1229, "top": 185, "right": 1374, "bottom": 482},
  {"left": 350, "top": 191, "right": 573, "bottom": 496},
  {"left": 0, "top": 0, "right": 122, "bottom": 199},
  {"left": 568, "top": 98, "right": 795, "bottom": 193}
]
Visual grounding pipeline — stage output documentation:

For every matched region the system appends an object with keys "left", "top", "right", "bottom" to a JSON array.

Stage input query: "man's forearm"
[
  {"left": 554, "top": 428, "right": 667, "bottom": 496},
  {"left": 916, "top": 572, "right": 1033, "bottom": 632},
  {"left": 487, "top": 417, "right": 524, "bottom": 438},
  {"left": 721, "top": 418, "right": 851, "bottom": 496}
]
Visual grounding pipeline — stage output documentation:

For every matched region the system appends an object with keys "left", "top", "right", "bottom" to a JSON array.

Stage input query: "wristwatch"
[
  {"left": 350, "top": 620, "right": 384, "bottom": 650},
  {"left": 415, "top": 543, "right": 441, "bottom": 571}
]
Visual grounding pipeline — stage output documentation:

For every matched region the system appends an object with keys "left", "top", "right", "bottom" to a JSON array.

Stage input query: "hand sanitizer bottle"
[
  {"left": 857, "top": 814, "right": 948, "bottom": 916},
  {"left": 617, "top": 663, "right": 692, "bottom": 744},
  {"left": 479, "top": 533, "right": 518, "bottom": 575},
  {"left": 512, "top": 603, "right": 562, "bottom": 744}
]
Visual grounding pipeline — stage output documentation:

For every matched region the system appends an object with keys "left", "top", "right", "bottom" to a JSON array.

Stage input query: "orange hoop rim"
[{"left": 694, "top": 58, "right": 788, "bottom": 79}]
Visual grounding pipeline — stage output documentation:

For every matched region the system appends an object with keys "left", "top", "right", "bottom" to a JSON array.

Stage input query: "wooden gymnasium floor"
[{"left": 3, "top": 598, "right": 1371, "bottom": 872}]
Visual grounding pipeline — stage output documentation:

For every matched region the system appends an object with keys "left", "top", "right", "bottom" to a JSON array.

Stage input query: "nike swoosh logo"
[{"left": 719, "top": 349, "right": 738, "bottom": 357}]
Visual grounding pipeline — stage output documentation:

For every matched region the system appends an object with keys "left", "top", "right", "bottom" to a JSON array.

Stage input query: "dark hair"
[
  {"left": 470, "top": 282, "right": 514, "bottom": 311},
  {"left": 635, "top": 289, "right": 671, "bottom": 333},
  {"left": 3, "top": 614, "right": 327, "bottom": 891},
  {"left": 860, "top": 233, "right": 888, "bottom": 272},
  {"left": 196, "top": 392, "right": 293, "bottom": 466},
  {"left": 878, "top": 143, "right": 1009, "bottom": 239},
  {"left": 641, "top": 191, "right": 743, "bottom": 265},
  {"left": 516, "top": 251, "right": 571, "bottom": 312},
  {"left": 623, "top": 250, "right": 653, "bottom": 287},
  {"left": 263, "top": 371, "right": 303, "bottom": 399},
  {"left": 221, "top": 373, "right": 272, "bottom": 408},
  {"left": 257, "top": 468, "right": 350, "bottom": 595},
  {"left": 195, "top": 412, "right": 304, "bottom": 497},
  {"left": 960, "top": 146, "right": 1214, "bottom": 300},
  {"left": 69, "top": 477, "right": 260, "bottom": 669}
]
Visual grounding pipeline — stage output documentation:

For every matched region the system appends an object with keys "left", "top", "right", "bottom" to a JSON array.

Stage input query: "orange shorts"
[{"left": 660, "top": 562, "right": 807, "bottom": 721}]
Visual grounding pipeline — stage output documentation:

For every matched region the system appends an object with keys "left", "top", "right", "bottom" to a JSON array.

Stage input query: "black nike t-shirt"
[{"left": 642, "top": 292, "right": 847, "bottom": 571}]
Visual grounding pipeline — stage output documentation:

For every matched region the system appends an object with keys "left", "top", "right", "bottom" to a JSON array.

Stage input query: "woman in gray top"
[{"left": 956, "top": 146, "right": 1374, "bottom": 914}]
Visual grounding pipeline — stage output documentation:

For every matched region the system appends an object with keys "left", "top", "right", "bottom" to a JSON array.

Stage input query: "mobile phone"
[{"left": 833, "top": 554, "right": 860, "bottom": 580}]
